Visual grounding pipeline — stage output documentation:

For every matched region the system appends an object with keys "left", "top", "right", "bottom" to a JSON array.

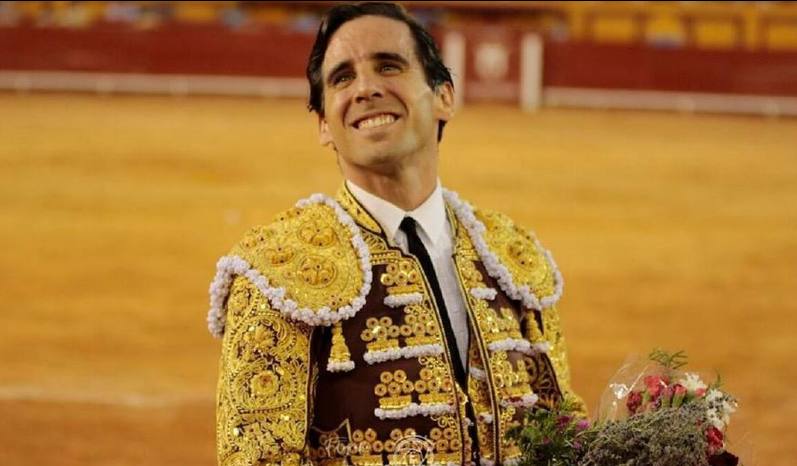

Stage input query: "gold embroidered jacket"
[{"left": 208, "top": 185, "right": 585, "bottom": 466}]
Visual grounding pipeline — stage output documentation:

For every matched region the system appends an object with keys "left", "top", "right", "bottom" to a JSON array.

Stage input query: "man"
[{"left": 208, "top": 3, "right": 584, "bottom": 465}]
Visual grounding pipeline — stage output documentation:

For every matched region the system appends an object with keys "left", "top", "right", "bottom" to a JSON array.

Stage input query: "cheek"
[
  {"left": 325, "top": 92, "right": 350, "bottom": 132},
  {"left": 408, "top": 91, "right": 437, "bottom": 131}
]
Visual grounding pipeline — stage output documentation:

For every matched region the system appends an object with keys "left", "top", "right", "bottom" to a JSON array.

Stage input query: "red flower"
[
  {"left": 671, "top": 383, "right": 688, "bottom": 407},
  {"left": 626, "top": 390, "right": 643, "bottom": 414},
  {"left": 556, "top": 415, "right": 572, "bottom": 428},
  {"left": 706, "top": 426, "right": 725, "bottom": 455},
  {"left": 644, "top": 375, "right": 668, "bottom": 399}
]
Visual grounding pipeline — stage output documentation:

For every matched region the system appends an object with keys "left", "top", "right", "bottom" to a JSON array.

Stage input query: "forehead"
[{"left": 322, "top": 15, "right": 417, "bottom": 73}]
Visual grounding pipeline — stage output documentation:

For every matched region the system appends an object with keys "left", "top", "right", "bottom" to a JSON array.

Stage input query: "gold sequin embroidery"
[
  {"left": 216, "top": 277, "right": 314, "bottom": 465},
  {"left": 476, "top": 209, "right": 556, "bottom": 299},
  {"left": 380, "top": 259, "right": 423, "bottom": 295},
  {"left": 229, "top": 202, "right": 363, "bottom": 315}
]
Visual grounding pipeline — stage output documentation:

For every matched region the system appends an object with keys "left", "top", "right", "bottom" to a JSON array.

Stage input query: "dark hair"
[{"left": 306, "top": 2, "right": 453, "bottom": 142}]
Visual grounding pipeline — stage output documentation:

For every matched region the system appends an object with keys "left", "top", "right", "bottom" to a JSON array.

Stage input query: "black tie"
[
  {"left": 399, "top": 217, "right": 466, "bottom": 386},
  {"left": 399, "top": 217, "right": 480, "bottom": 462}
]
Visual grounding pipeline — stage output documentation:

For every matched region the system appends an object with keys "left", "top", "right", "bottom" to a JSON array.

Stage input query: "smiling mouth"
[{"left": 353, "top": 113, "right": 399, "bottom": 130}]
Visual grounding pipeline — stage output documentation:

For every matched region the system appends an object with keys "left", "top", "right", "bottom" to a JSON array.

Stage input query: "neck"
[{"left": 340, "top": 153, "right": 438, "bottom": 211}]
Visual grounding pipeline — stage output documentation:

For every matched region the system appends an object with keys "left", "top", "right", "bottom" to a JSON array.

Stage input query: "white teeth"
[{"left": 357, "top": 114, "right": 396, "bottom": 129}]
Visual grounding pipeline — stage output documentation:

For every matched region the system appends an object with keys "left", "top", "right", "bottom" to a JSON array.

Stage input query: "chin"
[
  {"left": 359, "top": 152, "right": 402, "bottom": 171},
  {"left": 357, "top": 144, "right": 411, "bottom": 167}
]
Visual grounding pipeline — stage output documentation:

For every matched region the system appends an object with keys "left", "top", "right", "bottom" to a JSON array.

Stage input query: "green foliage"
[
  {"left": 507, "top": 398, "right": 596, "bottom": 466},
  {"left": 649, "top": 348, "right": 688, "bottom": 373},
  {"left": 579, "top": 400, "right": 711, "bottom": 466}
]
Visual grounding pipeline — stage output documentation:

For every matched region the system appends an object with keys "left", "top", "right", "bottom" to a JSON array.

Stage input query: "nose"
[{"left": 353, "top": 69, "right": 384, "bottom": 104}]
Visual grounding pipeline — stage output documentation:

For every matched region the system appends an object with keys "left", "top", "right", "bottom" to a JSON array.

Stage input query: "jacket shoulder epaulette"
[
  {"left": 443, "top": 188, "right": 563, "bottom": 311},
  {"left": 475, "top": 208, "right": 563, "bottom": 310},
  {"left": 207, "top": 194, "right": 372, "bottom": 336}
]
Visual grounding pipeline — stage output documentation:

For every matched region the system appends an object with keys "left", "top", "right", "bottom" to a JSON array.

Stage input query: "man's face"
[{"left": 318, "top": 15, "right": 453, "bottom": 172}]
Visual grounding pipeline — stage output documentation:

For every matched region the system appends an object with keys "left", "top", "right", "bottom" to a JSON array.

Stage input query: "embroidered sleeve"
[{"left": 216, "top": 276, "right": 317, "bottom": 466}]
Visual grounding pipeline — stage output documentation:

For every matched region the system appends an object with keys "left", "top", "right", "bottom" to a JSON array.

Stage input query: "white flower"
[
  {"left": 706, "top": 407, "right": 724, "bottom": 430},
  {"left": 679, "top": 372, "right": 708, "bottom": 394},
  {"left": 705, "top": 388, "right": 723, "bottom": 403},
  {"left": 720, "top": 399, "right": 737, "bottom": 427},
  {"left": 703, "top": 388, "right": 738, "bottom": 431},
  {"left": 704, "top": 388, "right": 737, "bottom": 431}
]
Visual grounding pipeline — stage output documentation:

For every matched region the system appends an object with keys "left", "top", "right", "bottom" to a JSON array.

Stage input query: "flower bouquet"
[{"left": 508, "top": 349, "right": 745, "bottom": 466}]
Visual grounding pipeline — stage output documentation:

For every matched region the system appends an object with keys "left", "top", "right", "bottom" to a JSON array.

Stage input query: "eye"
[
  {"left": 333, "top": 73, "right": 354, "bottom": 85},
  {"left": 379, "top": 63, "right": 401, "bottom": 74}
]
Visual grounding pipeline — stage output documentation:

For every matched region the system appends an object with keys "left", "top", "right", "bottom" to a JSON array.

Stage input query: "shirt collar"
[{"left": 345, "top": 179, "right": 448, "bottom": 247}]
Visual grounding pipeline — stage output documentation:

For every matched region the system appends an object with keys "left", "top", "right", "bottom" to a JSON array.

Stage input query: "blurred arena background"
[{"left": 1, "top": 1, "right": 795, "bottom": 465}]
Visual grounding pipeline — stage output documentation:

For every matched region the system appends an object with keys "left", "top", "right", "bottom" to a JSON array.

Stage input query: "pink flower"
[
  {"left": 626, "top": 390, "right": 643, "bottom": 415},
  {"left": 644, "top": 375, "right": 668, "bottom": 399},
  {"left": 706, "top": 426, "right": 724, "bottom": 455},
  {"left": 664, "top": 384, "right": 680, "bottom": 408},
  {"left": 695, "top": 387, "right": 707, "bottom": 398},
  {"left": 576, "top": 419, "right": 590, "bottom": 431},
  {"left": 671, "top": 383, "right": 687, "bottom": 407}
]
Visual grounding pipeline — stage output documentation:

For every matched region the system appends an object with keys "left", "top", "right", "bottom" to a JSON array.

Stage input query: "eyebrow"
[{"left": 325, "top": 51, "right": 411, "bottom": 84}]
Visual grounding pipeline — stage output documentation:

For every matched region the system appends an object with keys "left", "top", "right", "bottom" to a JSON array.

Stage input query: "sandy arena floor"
[{"left": 1, "top": 93, "right": 794, "bottom": 465}]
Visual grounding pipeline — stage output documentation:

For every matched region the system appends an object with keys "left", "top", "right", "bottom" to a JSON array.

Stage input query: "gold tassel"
[
  {"left": 525, "top": 312, "right": 545, "bottom": 343},
  {"left": 327, "top": 321, "right": 354, "bottom": 372},
  {"left": 503, "top": 308, "right": 524, "bottom": 340}
]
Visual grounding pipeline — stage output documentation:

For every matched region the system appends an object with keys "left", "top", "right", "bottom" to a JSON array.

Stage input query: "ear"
[
  {"left": 432, "top": 82, "right": 455, "bottom": 123},
  {"left": 318, "top": 114, "right": 334, "bottom": 148}
]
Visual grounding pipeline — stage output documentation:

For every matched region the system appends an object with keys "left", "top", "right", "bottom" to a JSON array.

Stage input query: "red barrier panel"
[
  {"left": 0, "top": 24, "right": 314, "bottom": 77},
  {"left": 543, "top": 41, "right": 797, "bottom": 96},
  {"left": 460, "top": 25, "right": 522, "bottom": 103},
  {"left": 2, "top": 25, "right": 796, "bottom": 97}
]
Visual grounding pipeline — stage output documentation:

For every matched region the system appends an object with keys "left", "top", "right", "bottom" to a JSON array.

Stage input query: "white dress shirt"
[{"left": 346, "top": 180, "right": 470, "bottom": 367}]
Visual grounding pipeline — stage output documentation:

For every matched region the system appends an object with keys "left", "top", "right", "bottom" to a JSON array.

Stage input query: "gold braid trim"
[{"left": 537, "top": 304, "right": 588, "bottom": 417}]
